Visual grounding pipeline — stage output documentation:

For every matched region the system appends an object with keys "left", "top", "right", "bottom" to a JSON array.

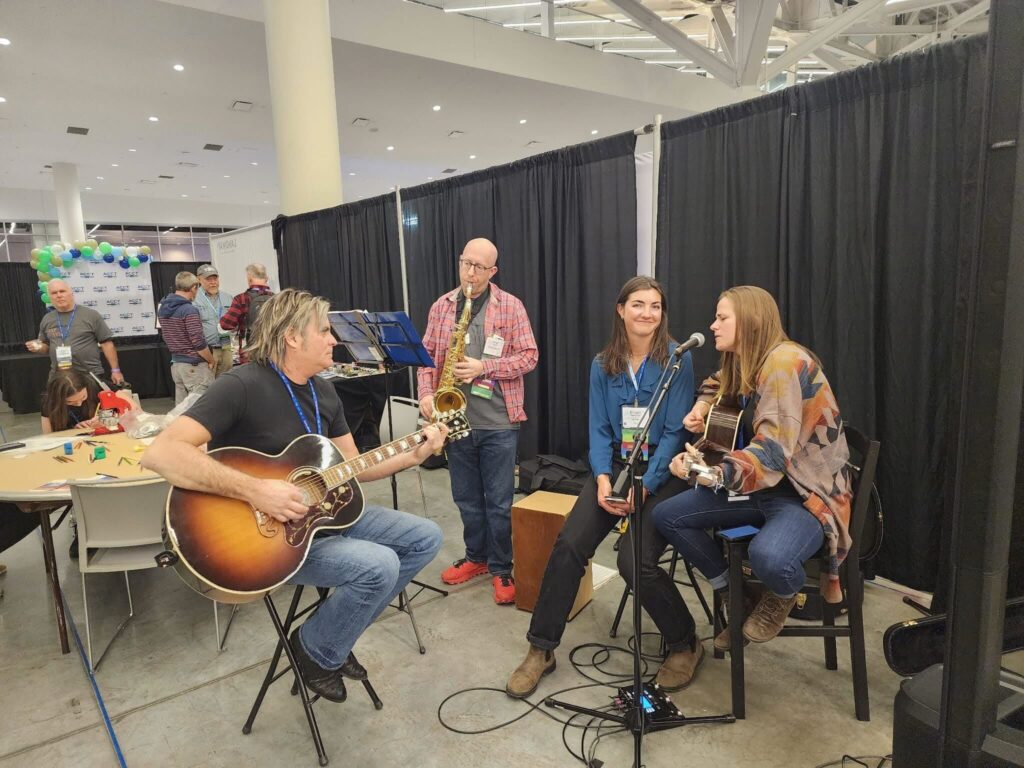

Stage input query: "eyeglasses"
[{"left": 458, "top": 258, "right": 495, "bottom": 274}]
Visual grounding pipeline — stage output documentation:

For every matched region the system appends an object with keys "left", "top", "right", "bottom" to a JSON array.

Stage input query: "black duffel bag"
[{"left": 517, "top": 454, "right": 590, "bottom": 496}]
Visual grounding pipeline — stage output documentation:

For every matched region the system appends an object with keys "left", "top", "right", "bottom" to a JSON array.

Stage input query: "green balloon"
[
  {"left": 99, "top": 242, "right": 112, "bottom": 254},
  {"left": 81, "top": 245, "right": 94, "bottom": 258},
  {"left": 41, "top": 294, "right": 52, "bottom": 305},
  {"left": 127, "top": 255, "right": 141, "bottom": 268},
  {"left": 38, "top": 251, "right": 52, "bottom": 265}
]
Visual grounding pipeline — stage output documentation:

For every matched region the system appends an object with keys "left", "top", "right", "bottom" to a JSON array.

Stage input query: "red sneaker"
[
  {"left": 441, "top": 558, "right": 489, "bottom": 585},
  {"left": 493, "top": 575, "right": 516, "bottom": 605}
]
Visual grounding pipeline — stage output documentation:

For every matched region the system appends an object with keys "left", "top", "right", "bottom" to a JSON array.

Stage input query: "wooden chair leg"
[
  {"left": 822, "top": 600, "right": 838, "bottom": 671},
  {"left": 847, "top": 574, "right": 871, "bottom": 721},
  {"left": 728, "top": 542, "right": 746, "bottom": 719},
  {"left": 713, "top": 590, "right": 726, "bottom": 660}
]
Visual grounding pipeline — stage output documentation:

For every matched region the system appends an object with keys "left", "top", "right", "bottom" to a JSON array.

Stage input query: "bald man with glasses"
[{"left": 418, "top": 238, "right": 538, "bottom": 605}]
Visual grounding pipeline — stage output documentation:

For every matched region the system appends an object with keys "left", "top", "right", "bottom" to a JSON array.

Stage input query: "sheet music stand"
[{"left": 328, "top": 311, "right": 448, "bottom": 653}]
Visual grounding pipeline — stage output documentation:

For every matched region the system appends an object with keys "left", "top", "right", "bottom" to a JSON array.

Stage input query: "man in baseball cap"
[{"left": 193, "top": 264, "right": 233, "bottom": 377}]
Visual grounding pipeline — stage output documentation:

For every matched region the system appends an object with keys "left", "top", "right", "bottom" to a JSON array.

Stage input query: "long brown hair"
[
  {"left": 600, "top": 276, "right": 672, "bottom": 376},
  {"left": 42, "top": 369, "right": 100, "bottom": 431},
  {"left": 716, "top": 285, "right": 820, "bottom": 397}
]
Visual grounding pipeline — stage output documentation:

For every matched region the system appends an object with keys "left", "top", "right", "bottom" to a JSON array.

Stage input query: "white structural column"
[
  {"left": 52, "top": 162, "right": 86, "bottom": 244},
  {"left": 262, "top": 0, "right": 343, "bottom": 216}
]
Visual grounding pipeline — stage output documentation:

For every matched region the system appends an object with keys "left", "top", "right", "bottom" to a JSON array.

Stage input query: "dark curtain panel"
[
  {"left": 400, "top": 133, "right": 639, "bottom": 461},
  {"left": 272, "top": 195, "right": 402, "bottom": 312},
  {"left": 150, "top": 261, "right": 205, "bottom": 304},
  {"left": 0, "top": 263, "right": 48, "bottom": 354},
  {"left": 656, "top": 36, "right": 988, "bottom": 591}
]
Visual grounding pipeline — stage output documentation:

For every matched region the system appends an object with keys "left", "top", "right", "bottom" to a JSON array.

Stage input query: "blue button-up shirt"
[
  {"left": 588, "top": 343, "right": 694, "bottom": 494},
  {"left": 193, "top": 287, "right": 229, "bottom": 348}
]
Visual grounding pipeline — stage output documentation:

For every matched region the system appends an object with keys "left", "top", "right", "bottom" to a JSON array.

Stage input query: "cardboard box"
[{"left": 512, "top": 490, "right": 592, "bottom": 620}]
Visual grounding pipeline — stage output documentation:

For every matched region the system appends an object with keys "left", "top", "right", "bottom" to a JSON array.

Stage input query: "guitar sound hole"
[{"left": 290, "top": 468, "right": 327, "bottom": 507}]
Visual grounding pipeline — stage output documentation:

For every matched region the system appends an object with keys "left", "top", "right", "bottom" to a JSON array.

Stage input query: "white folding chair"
[{"left": 69, "top": 477, "right": 237, "bottom": 670}]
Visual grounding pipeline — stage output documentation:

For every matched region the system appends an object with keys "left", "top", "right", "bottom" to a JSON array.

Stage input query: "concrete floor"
[{"left": 0, "top": 396, "right": 927, "bottom": 767}]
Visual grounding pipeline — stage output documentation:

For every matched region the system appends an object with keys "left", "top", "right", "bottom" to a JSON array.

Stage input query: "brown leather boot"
[
  {"left": 654, "top": 639, "right": 705, "bottom": 692},
  {"left": 743, "top": 592, "right": 799, "bottom": 643},
  {"left": 713, "top": 582, "right": 760, "bottom": 652},
  {"left": 506, "top": 645, "right": 555, "bottom": 699}
]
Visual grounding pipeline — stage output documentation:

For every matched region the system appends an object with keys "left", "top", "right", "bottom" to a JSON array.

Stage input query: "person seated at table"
[{"left": 40, "top": 369, "right": 103, "bottom": 433}]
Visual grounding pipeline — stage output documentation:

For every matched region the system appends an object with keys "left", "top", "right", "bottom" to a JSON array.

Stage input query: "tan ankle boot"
[
  {"left": 742, "top": 592, "right": 799, "bottom": 643},
  {"left": 506, "top": 646, "right": 555, "bottom": 699},
  {"left": 654, "top": 640, "right": 705, "bottom": 691},
  {"left": 713, "top": 583, "right": 760, "bottom": 652}
]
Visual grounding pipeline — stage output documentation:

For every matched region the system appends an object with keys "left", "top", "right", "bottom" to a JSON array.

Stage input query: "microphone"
[{"left": 673, "top": 332, "right": 705, "bottom": 356}]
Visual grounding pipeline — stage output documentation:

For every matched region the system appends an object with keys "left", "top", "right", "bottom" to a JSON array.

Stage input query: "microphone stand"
[{"left": 544, "top": 343, "right": 734, "bottom": 767}]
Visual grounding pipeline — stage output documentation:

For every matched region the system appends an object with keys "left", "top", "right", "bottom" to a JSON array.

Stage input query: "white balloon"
[{"left": 125, "top": 246, "right": 139, "bottom": 257}]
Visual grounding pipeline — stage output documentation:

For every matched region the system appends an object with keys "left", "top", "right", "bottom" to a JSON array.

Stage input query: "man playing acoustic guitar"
[{"left": 143, "top": 289, "right": 448, "bottom": 703}]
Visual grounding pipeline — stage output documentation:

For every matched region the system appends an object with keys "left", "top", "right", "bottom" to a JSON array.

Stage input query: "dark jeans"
[
  {"left": 445, "top": 428, "right": 519, "bottom": 576},
  {"left": 652, "top": 483, "right": 825, "bottom": 598},
  {"left": 526, "top": 469, "right": 695, "bottom": 653},
  {"left": 0, "top": 502, "right": 40, "bottom": 553}
]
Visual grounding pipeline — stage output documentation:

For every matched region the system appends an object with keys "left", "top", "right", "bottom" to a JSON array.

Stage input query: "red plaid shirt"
[
  {"left": 417, "top": 283, "right": 538, "bottom": 423},
  {"left": 220, "top": 285, "right": 273, "bottom": 362}
]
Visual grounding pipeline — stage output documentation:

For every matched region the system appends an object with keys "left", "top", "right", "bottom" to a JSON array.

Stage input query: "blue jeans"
[
  {"left": 652, "top": 484, "right": 824, "bottom": 598},
  {"left": 445, "top": 428, "right": 519, "bottom": 576},
  {"left": 289, "top": 504, "right": 442, "bottom": 669}
]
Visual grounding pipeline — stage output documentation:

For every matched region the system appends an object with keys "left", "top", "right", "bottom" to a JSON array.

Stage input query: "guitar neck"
[{"left": 320, "top": 430, "right": 430, "bottom": 488}]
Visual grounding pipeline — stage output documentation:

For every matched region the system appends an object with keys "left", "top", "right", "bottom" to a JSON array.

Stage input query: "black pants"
[
  {"left": 1, "top": 502, "right": 40, "bottom": 554},
  {"left": 526, "top": 469, "right": 695, "bottom": 653}
]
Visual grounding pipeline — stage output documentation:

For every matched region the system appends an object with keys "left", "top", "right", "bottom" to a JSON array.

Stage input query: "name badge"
[
  {"left": 55, "top": 344, "right": 73, "bottom": 370},
  {"left": 470, "top": 377, "right": 495, "bottom": 400},
  {"left": 483, "top": 334, "right": 505, "bottom": 357},
  {"left": 621, "top": 406, "right": 650, "bottom": 460}
]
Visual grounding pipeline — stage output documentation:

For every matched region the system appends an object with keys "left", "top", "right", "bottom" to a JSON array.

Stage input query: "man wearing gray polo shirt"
[
  {"left": 25, "top": 279, "right": 125, "bottom": 385},
  {"left": 193, "top": 264, "right": 233, "bottom": 377}
]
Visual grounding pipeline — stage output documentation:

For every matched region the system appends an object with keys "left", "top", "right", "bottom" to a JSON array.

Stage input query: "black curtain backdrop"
[
  {"left": 656, "top": 36, "right": 989, "bottom": 592},
  {"left": 272, "top": 195, "right": 402, "bottom": 312},
  {"left": 0, "top": 263, "right": 48, "bottom": 354},
  {"left": 400, "top": 134, "right": 639, "bottom": 460}
]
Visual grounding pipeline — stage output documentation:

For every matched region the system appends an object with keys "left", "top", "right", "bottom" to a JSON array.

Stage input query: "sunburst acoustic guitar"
[{"left": 158, "top": 410, "right": 470, "bottom": 604}]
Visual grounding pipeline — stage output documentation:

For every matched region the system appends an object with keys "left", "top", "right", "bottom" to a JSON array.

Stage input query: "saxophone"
[{"left": 432, "top": 284, "right": 473, "bottom": 417}]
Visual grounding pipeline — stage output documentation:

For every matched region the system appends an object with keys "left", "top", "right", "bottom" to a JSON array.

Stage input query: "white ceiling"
[{"left": 0, "top": 0, "right": 735, "bottom": 213}]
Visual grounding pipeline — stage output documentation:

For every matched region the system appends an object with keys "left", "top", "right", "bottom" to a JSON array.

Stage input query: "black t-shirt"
[{"left": 184, "top": 363, "right": 350, "bottom": 454}]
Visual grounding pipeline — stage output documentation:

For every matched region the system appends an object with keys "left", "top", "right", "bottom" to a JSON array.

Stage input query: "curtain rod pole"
[
  {"left": 650, "top": 113, "right": 663, "bottom": 278},
  {"left": 395, "top": 186, "right": 415, "bottom": 396}
]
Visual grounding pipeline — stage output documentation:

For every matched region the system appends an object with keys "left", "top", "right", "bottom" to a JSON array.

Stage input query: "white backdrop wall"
[
  {"left": 210, "top": 223, "right": 279, "bottom": 298},
  {"left": 64, "top": 262, "right": 157, "bottom": 337}
]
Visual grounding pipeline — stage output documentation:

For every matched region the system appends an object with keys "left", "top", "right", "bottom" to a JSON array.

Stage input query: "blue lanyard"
[
  {"left": 626, "top": 356, "right": 648, "bottom": 406},
  {"left": 270, "top": 363, "right": 321, "bottom": 435},
  {"left": 56, "top": 308, "right": 77, "bottom": 343}
]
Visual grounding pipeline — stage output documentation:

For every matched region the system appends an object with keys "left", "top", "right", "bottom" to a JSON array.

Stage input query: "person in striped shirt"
[{"left": 158, "top": 271, "right": 215, "bottom": 404}]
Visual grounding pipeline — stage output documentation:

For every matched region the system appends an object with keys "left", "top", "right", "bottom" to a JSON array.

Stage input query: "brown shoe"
[
  {"left": 743, "top": 592, "right": 799, "bottom": 644},
  {"left": 713, "top": 583, "right": 760, "bottom": 652},
  {"left": 506, "top": 646, "right": 556, "bottom": 699},
  {"left": 654, "top": 640, "right": 705, "bottom": 691}
]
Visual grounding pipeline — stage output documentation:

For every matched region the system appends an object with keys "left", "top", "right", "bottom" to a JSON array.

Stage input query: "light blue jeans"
[
  {"left": 289, "top": 505, "right": 442, "bottom": 669},
  {"left": 652, "top": 484, "right": 824, "bottom": 598}
]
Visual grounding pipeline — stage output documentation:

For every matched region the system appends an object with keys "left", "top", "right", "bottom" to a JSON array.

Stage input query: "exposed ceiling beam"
[
  {"left": 822, "top": 39, "right": 880, "bottom": 63},
  {"left": 736, "top": 0, "right": 781, "bottom": 86},
  {"left": 895, "top": 0, "right": 990, "bottom": 54},
  {"left": 603, "top": 0, "right": 736, "bottom": 84},
  {"left": 709, "top": 4, "right": 736, "bottom": 69},
  {"left": 765, "top": 0, "right": 887, "bottom": 80},
  {"left": 812, "top": 47, "right": 853, "bottom": 72}
]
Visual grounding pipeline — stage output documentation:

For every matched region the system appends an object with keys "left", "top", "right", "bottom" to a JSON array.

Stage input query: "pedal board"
[{"left": 614, "top": 682, "right": 684, "bottom": 722}]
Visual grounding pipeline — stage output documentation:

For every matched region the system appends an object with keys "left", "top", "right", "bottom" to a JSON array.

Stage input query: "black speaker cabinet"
[{"left": 893, "top": 664, "right": 1024, "bottom": 767}]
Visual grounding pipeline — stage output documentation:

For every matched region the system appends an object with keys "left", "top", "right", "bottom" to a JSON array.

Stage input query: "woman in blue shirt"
[{"left": 506, "top": 276, "right": 700, "bottom": 699}]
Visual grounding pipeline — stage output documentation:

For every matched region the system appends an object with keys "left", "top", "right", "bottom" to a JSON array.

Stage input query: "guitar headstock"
[{"left": 436, "top": 408, "right": 471, "bottom": 443}]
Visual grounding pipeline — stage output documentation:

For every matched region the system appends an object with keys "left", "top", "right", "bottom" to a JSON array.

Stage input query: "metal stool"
[{"left": 243, "top": 585, "right": 383, "bottom": 766}]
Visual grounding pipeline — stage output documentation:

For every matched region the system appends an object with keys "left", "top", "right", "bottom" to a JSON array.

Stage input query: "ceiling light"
[
  {"left": 645, "top": 60, "right": 694, "bottom": 65},
  {"left": 349, "top": 172, "right": 356, "bottom": 176},
  {"left": 84, "top": 186, "right": 92, "bottom": 191},
  {"left": 96, "top": 176, "right": 104, "bottom": 180},
  {"left": 445, "top": 2, "right": 540, "bottom": 11},
  {"left": 604, "top": 49, "right": 673, "bottom": 54},
  {"left": 0, "top": 97, "right": 6, "bottom": 103},
  {"left": 148, "top": 116, "right": 159, "bottom": 122},
  {"left": 557, "top": 35, "right": 657, "bottom": 41},
  {"left": 427, "top": 177, "right": 434, "bottom": 180},
  {"left": 519, "top": 119, "right": 527, "bottom": 124},
  {"left": 469, "top": 154, "right": 477, "bottom": 159},
  {"left": 111, "top": 163, "right": 119, "bottom": 167},
  {"left": 0, "top": 38, "right": 10, "bottom": 46},
  {"left": 264, "top": 200, "right": 269, "bottom": 204},
  {"left": 201, "top": 185, "right": 207, "bottom": 189},
  {"left": 432, "top": 105, "right": 441, "bottom": 111},
  {"left": 223, "top": 174, "right": 231, "bottom": 178},
  {"left": 129, "top": 148, "right": 136, "bottom": 152},
  {"left": 181, "top": 193, "right": 188, "bottom": 198},
  {"left": 591, "top": 129, "right": 598, "bottom": 135},
  {"left": 173, "top": 64, "right": 184, "bottom": 72},
  {"left": 386, "top": 145, "right": 395, "bottom": 151},
  {"left": 250, "top": 161, "right": 258, "bottom": 166}
]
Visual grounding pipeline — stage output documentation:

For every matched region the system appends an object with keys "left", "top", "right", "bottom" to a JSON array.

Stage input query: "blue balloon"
[
  {"left": 137, "top": 253, "right": 149, "bottom": 263},
  {"left": 48, "top": 266, "right": 61, "bottom": 277},
  {"left": 70, "top": 248, "right": 81, "bottom": 259},
  {"left": 118, "top": 258, "right": 130, "bottom": 269},
  {"left": 103, "top": 253, "right": 116, "bottom": 263}
]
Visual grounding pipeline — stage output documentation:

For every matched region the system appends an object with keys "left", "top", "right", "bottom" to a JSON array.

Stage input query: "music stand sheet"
[{"left": 328, "top": 310, "right": 434, "bottom": 368}]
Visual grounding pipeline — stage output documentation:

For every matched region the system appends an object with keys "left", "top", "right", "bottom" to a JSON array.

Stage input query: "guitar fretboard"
[{"left": 320, "top": 430, "right": 429, "bottom": 489}]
